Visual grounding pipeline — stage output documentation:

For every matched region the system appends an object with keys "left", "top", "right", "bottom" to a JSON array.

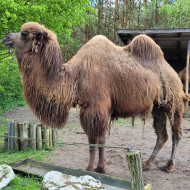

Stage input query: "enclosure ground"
[{"left": 1, "top": 106, "right": 190, "bottom": 190}]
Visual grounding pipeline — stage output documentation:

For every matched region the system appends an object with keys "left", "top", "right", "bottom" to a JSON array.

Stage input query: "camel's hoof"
[
  {"left": 86, "top": 167, "right": 95, "bottom": 172},
  {"left": 142, "top": 162, "right": 152, "bottom": 171},
  {"left": 95, "top": 166, "right": 105, "bottom": 174},
  {"left": 160, "top": 162, "right": 175, "bottom": 173}
]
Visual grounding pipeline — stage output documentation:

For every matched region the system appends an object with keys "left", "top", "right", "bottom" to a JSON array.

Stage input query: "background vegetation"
[{"left": 0, "top": 0, "right": 190, "bottom": 113}]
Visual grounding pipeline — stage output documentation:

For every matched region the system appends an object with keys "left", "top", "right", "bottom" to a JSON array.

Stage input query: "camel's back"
[
  {"left": 71, "top": 35, "right": 184, "bottom": 119},
  {"left": 70, "top": 35, "right": 161, "bottom": 117}
]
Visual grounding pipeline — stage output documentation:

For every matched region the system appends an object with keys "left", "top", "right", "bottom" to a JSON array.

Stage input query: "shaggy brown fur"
[{"left": 2, "top": 22, "right": 186, "bottom": 174}]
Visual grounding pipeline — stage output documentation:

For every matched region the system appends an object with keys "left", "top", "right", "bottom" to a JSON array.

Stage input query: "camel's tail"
[{"left": 124, "top": 34, "right": 164, "bottom": 60}]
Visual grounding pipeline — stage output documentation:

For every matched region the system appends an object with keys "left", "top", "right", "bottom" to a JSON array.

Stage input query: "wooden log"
[
  {"left": 52, "top": 129, "right": 57, "bottom": 147},
  {"left": 3, "top": 133, "right": 8, "bottom": 151},
  {"left": 19, "top": 123, "right": 29, "bottom": 151},
  {"left": 43, "top": 128, "right": 50, "bottom": 148},
  {"left": 8, "top": 122, "right": 14, "bottom": 150},
  {"left": 30, "top": 124, "right": 37, "bottom": 150},
  {"left": 36, "top": 124, "right": 42, "bottom": 150},
  {"left": 49, "top": 128, "right": 52, "bottom": 147},
  {"left": 13, "top": 120, "right": 19, "bottom": 151},
  {"left": 126, "top": 149, "right": 144, "bottom": 190}
]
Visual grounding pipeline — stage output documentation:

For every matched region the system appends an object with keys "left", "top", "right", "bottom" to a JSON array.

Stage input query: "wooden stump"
[
  {"left": 30, "top": 124, "right": 37, "bottom": 150},
  {"left": 36, "top": 124, "right": 42, "bottom": 150},
  {"left": 126, "top": 150, "right": 144, "bottom": 190}
]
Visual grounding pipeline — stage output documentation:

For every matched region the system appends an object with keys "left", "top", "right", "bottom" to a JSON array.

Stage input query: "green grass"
[
  {"left": 0, "top": 149, "right": 52, "bottom": 165},
  {"left": 0, "top": 149, "right": 52, "bottom": 190},
  {"left": 115, "top": 118, "right": 142, "bottom": 126},
  {"left": 115, "top": 118, "right": 132, "bottom": 125},
  {"left": 0, "top": 116, "right": 53, "bottom": 190},
  {"left": 4, "top": 175, "right": 42, "bottom": 190}
]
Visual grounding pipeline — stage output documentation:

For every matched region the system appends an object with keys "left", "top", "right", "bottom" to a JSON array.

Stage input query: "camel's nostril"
[{"left": 2, "top": 38, "right": 13, "bottom": 48}]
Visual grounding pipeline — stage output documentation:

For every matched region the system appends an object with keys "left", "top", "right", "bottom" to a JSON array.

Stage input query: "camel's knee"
[
  {"left": 162, "top": 132, "right": 168, "bottom": 143},
  {"left": 154, "top": 125, "right": 168, "bottom": 144}
]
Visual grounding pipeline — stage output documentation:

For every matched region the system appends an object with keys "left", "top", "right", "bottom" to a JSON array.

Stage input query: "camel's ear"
[
  {"left": 32, "top": 31, "right": 47, "bottom": 53},
  {"left": 36, "top": 30, "right": 47, "bottom": 42}
]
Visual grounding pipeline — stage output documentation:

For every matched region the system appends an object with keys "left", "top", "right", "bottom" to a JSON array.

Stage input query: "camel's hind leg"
[
  {"left": 143, "top": 106, "right": 168, "bottom": 171},
  {"left": 161, "top": 110, "right": 182, "bottom": 173}
]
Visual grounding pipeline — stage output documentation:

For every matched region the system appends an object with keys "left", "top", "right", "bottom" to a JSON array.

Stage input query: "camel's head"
[{"left": 2, "top": 22, "right": 56, "bottom": 53}]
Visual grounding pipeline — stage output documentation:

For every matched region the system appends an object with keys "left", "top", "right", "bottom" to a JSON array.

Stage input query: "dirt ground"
[{"left": 1, "top": 106, "right": 190, "bottom": 190}]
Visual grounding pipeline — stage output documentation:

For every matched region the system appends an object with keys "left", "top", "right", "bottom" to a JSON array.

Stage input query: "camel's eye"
[{"left": 21, "top": 32, "right": 29, "bottom": 39}]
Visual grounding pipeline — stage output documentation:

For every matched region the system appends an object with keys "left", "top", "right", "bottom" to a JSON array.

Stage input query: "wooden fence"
[{"left": 4, "top": 121, "right": 58, "bottom": 151}]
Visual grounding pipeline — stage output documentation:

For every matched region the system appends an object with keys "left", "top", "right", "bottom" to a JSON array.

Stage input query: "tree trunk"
[
  {"left": 114, "top": 0, "right": 119, "bottom": 44},
  {"left": 144, "top": 0, "right": 148, "bottom": 29},
  {"left": 98, "top": 0, "right": 104, "bottom": 35},
  {"left": 123, "top": 0, "right": 128, "bottom": 29}
]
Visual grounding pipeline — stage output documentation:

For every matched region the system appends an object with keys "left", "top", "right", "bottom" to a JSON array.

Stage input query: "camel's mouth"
[
  {"left": 2, "top": 35, "right": 13, "bottom": 48},
  {"left": 2, "top": 40, "right": 13, "bottom": 48}
]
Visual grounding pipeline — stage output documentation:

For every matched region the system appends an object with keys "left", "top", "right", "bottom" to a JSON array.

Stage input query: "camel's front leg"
[
  {"left": 80, "top": 106, "right": 108, "bottom": 173},
  {"left": 95, "top": 135, "right": 106, "bottom": 174},
  {"left": 143, "top": 106, "right": 168, "bottom": 171},
  {"left": 86, "top": 137, "right": 98, "bottom": 172}
]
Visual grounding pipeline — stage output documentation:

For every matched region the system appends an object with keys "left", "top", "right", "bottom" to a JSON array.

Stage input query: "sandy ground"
[{"left": 1, "top": 106, "right": 190, "bottom": 190}]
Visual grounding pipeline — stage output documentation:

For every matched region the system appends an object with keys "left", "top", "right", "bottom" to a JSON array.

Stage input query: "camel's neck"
[{"left": 15, "top": 43, "right": 77, "bottom": 127}]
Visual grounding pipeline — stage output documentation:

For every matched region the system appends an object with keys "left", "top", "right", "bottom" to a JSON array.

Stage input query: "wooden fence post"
[
  {"left": 19, "top": 123, "right": 29, "bottom": 151},
  {"left": 30, "top": 124, "right": 37, "bottom": 150},
  {"left": 49, "top": 129, "right": 52, "bottom": 147},
  {"left": 8, "top": 122, "right": 14, "bottom": 150},
  {"left": 43, "top": 128, "right": 50, "bottom": 148},
  {"left": 185, "top": 40, "right": 190, "bottom": 107},
  {"left": 126, "top": 148, "right": 144, "bottom": 190},
  {"left": 36, "top": 124, "right": 42, "bottom": 150},
  {"left": 13, "top": 120, "right": 19, "bottom": 151}
]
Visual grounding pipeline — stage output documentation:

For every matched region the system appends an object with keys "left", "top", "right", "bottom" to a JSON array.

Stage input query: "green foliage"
[
  {"left": 0, "top": 0, "right": 95, "bottom": 47},
  {"left": 160, "top": 0, "right": 190, "bottom": 28},
  {"left": 0, "top": 56, "right": 25, "bottom": 113},
  {"left": 143, "top": 0, "right": 190, "bottom": 29}
]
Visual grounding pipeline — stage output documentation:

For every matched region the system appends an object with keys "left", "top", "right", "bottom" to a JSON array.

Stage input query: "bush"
[{"left": 0, "top": 55, "right": 25, "bottom": 113}]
